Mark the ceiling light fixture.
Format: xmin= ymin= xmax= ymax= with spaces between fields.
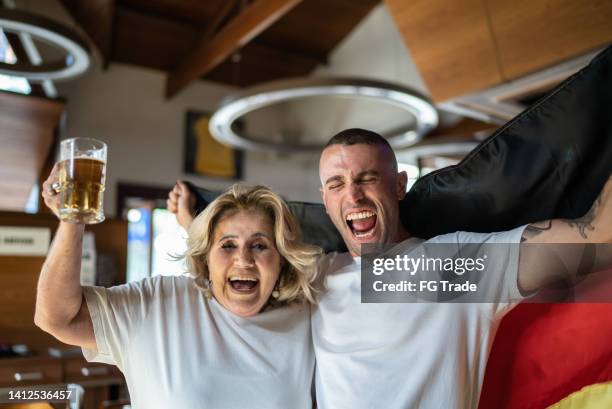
xmin=0 ymin=8 xmax=90 ymax=81
xmin=209 ymin=77 xmax=439 ymax=153
xmin=395 ymin=139 xmax=479 ymax=166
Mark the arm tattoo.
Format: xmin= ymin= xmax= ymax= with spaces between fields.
xmin=564 ymin=195 xmax=601 ymax=239
xmin=521 ymin=220 xmax=552 ymax=242
xmin=521 ymin=175 xmax=609 ymax=242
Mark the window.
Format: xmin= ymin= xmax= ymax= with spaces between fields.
xmin=151 ymin=208 xmax=187 ymax=277
xmin=119 ymin=184 xmax=188 ymax=283
xmin=126 ymin=206 xmax=151 ymax=283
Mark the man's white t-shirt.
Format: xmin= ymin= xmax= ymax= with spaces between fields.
xmin=311 ymin=226 xmax=527 ymax=409
xmin=82 ymin=275 xmax=314 ymax=409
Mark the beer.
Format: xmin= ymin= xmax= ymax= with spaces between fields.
xmin=58 ymin=157 xmax=106 ymax=224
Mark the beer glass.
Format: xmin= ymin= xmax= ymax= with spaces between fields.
xmin=57 ymin=138 xmax=107 ymax=224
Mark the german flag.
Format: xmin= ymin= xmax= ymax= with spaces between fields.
xmin=479 ymin=270 xmax=612 ymax=409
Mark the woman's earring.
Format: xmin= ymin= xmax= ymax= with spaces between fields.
xmin=272 ymin=280 xmax=280 ymax=299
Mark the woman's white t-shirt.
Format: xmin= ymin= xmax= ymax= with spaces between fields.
xmin=82 ymin=275 xmax=314 ymax=409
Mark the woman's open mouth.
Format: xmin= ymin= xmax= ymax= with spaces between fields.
xmin=228 ymin=276 xmax=259 ymax=293
xmin=346 ymin=210 xmax=377 ymax=239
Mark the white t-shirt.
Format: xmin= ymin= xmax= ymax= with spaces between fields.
xmin=82 ymin=275 xmax=314 ymax=409
xmin=311 ymin=226 xmax=527 ymax=409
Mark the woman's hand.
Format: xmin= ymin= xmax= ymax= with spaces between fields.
xmin=41 ymin=163 xmax=61 ymax=218
xmin=167 ymin=181 xmax=196 ymax=230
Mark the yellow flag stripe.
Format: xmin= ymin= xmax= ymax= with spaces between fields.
xmin=546 ymin=381 xmax=612 ymax=409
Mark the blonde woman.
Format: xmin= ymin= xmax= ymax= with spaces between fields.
xmin=36 ymin=170 xmax=321 ymax=409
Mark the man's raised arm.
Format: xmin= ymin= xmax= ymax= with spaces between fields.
xmin=518 ymin=175 xmax=612 ymax=293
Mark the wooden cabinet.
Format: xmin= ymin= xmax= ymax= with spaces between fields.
xmin=0 ymin=356 xmax=126 ymax=408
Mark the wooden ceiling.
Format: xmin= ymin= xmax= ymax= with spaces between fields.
xmin=60 ymin=0 xmax=379 ymax=97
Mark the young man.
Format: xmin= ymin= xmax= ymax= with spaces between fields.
xmin=169 ymin=128 xmax=611 ymax=408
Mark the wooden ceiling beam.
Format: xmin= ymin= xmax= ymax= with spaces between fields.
xmin=198 ymin=0 xmax=240 ymax=43
xmin=60 ymin=0 xmax=116 ymax=68
xmin=165 ymin=0 xmax=302 ymax=99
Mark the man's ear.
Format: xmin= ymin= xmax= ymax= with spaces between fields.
xmin=397 ymin=171 xmax=408 ymax=199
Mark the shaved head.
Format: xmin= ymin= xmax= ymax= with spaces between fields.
xmin=323 ymin=128 xmax=398 ymax=173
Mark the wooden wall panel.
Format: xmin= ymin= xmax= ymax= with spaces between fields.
xmin=487 ymin=0 xmax=612 ymax=79
xmin=0 ymin=212 xmax=127 ymax=351
xmin=385 ymin=0 xmax=502 ymax=102
xmin=0 ymin=92 xmax=64 ymax=212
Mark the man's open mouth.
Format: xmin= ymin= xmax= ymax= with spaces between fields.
xmin=346 ymin=210 xmax=377 ymax=239
xmin=228 ymin=276 xmax=259 ymax=293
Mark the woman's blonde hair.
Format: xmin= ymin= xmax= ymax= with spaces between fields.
xmin=184 ymin=184 xmax=321 ymax=307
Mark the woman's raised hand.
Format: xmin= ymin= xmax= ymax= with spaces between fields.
xmin=167 ymin=181 xmax=196 ymax=230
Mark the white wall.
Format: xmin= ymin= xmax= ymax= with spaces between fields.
xmin=315 ymin=4 xmax=427 ymax=92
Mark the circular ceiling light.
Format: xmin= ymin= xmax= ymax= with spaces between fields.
xmin=0 ymin=8 xmax=91 ymax=81
xmin=395 ymin=138 xmax=480 ymax=166
xmin=209 ymin=77 xmax=439 ymax=153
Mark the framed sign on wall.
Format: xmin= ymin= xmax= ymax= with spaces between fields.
xmin=184 ymin=110 xmax=243 ymax=180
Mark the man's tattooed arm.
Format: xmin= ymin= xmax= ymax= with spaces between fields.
xmin=566 ymin=195 xmax=601 ymax=239
xmin=521 ymin=220 xmax=552 ymax=242
xmin=521 ymin=175 xmax=611 ymax=244
xmin=517 ymin=176 xmax=612 ymax=293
